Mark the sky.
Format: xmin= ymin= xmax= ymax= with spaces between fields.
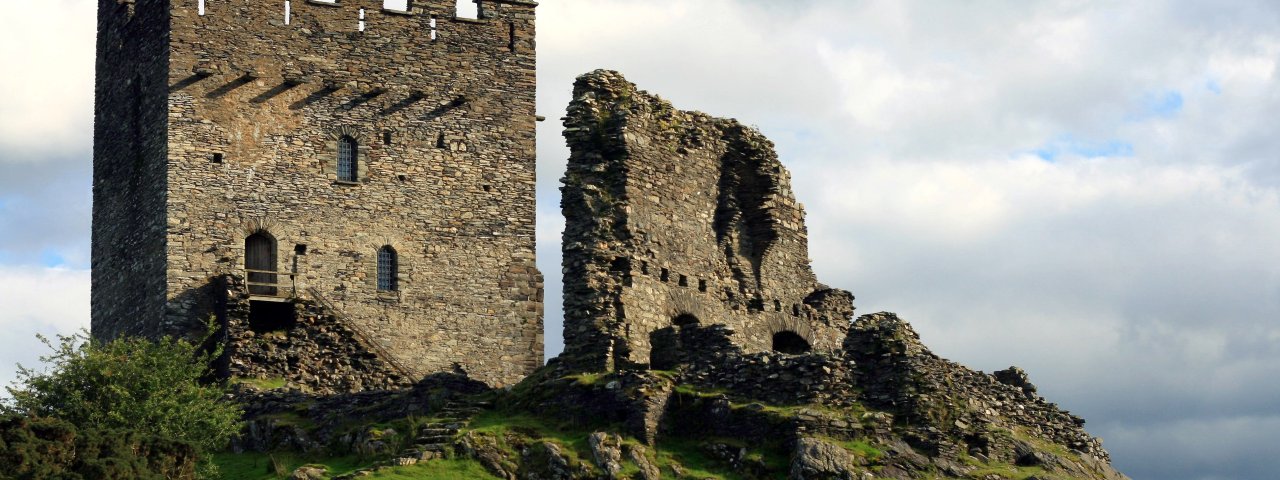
xmin=1 ymin=1 xmax=1278 ymax=478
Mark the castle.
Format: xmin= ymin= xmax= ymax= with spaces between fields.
xmin=91 ymin=0 xmax=543 ymax=387
xmin=91 ymin=0 xmax=852 ymax=389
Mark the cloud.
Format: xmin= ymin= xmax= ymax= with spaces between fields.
xmin=0 ymin=266 xmax=90 ymax=393
xmin=0 ymin=1 xmax=96 ymax=162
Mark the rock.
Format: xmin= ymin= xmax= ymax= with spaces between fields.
xmin=624 ymin=443 xmax=661 ymax=480
xmin=520 ymin=441 xmax=574 ymax=480
xmin=288 ymin=465 xmax=327 ymax=480
xmin=588 ymin=432 xmax=624 ymax=478
xmin=790 ymin=437 xmax=858 ymax=480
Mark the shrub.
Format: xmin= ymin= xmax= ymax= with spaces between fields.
xmin=1 ymin=329 xmax=242 ymax=453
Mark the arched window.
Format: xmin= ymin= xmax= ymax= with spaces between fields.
xmin=772 ymin=331 xmax=811 ymax=355
xmin=377 ymin=245 xmax=397 ymax=291
xmin=337 ymin=135 xmax=358 ymax=182
xmin=245 ymin=232 xmax=278 ymax=296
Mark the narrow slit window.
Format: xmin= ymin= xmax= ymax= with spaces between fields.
xmin=198 ymin=0 xmax=206 ymax=16
xmin=377 ymin=246 xmax=398 ymax=291
xmin=358 ymin=8 xmax=366 ymax=32
xmin=429 ymin=16 xmax=438 ymax=41
xmin=508 ymin=22 xmax=516 ymax=52
xmin=337 ymin=135 xmax=358 ymax=182
xmin=383 ymin=131 xmax=393 ymax=145
xmin=284 ymin=1 xmax=291 ymax=25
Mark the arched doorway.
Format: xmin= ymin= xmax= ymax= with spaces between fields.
xmin=772 ymin=331 xmax=811 ymax=355
xmin=245 ymin=232 xmax=278 ymax=296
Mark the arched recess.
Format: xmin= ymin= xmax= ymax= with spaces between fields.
xmin=772 ymin=330 xmax=811 ymax=355
xmin=245 ymin=231 xmax=278 ymax=296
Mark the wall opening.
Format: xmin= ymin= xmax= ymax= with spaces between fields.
xmin=660 ymin=268 xmax=669 ymax=282
xmin=198 ymin=0 xmax=206 ymax=16
xmin=358 ymin=8 xmax=366 ymax=32
xmin=648 ymin=327 xmax=681 ymax=371
xmin=383 ymin=130 xmax=393 ymax=145
xmin=673 ymin=313 xmax=699 ymax=326
xmin=248 ymin=300 xmax=296 ymax=333
xmin=384 ymin=0 xmax=410 ymax=11
xmin=772 ymin=331 xmax=811 ymax=355
xmin=455 ymin=0 xmax=478 ymax=19
xmin=337 ymin=135 xmax=358 ymax=182
xmin=429 ymin=16 xmax=438 ymax=41
xmin=284 ymin=1 xmax=291 ymax=25
xmin=212 ymin=153 xmax=223 ymax=163
xmin=245 ymin=231 xmax=279 ymax=296
xmin=377 ymin=245 xmax=398 ymax=291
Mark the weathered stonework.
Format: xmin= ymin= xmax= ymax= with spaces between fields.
xmin=560 ymin=70 xmax=854 ymax=371
xmin=92 ymin=0 xmax=543 ymax=387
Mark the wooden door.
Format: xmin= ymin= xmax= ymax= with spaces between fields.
xmin=245 ymin=233 xmax=278 ymax=296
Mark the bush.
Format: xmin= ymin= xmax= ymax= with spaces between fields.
xmin=1 ymin=330 xmax=242 ymax=453
xmin=0 ymin=414 xmax=198 ymax=479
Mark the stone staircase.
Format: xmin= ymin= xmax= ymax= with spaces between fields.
xmin=402 ymin=399 xmax=487 ymax=461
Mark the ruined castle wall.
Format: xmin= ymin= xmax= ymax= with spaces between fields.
xmin=91 ymin=0 xmax=174 ymax=339
xmin=94 ymin=0 xmax=543 ymax=387
xmin=561 ymin=71 xmax=852 ymax=370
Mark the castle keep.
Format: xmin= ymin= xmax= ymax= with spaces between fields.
xmin=91 ymin=0 xmax=543 ymax=387
xmin=559 ymin=71 xmax=856 ymax=371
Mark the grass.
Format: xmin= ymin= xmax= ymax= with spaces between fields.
xmin=964 ymin=464 xmax=1051 ymax=480
xmin=210 ymin=452 xmax=364 ymax=479
xmin=360 ymin=458 xmax=501 ymax=479
xmin=824 ymin=437 xmax=884 ymax=461
xmin=211 ymin=452 xmax=501 ymax=480
xmin=232 ymin=376 xmax=288 ymax=390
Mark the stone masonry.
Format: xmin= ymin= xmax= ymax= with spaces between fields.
xmin=92 ymin=0 xmax=543 ymax=387
xmin=560 ymin=70 xmax=856 ymax=371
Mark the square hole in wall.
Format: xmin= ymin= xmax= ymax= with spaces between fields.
xmin=212 ymin=153 xmax=224 ymax=163
xmin=294 ymin=244 xmax=307 ymax=255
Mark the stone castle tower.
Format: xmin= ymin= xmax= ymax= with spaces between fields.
xmin=91 ymin=0 xmax=543 ymax=387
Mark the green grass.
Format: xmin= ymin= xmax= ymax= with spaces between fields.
xmin=211 ymin=452 xmax=500 ymax=480
xmin=964 ymin=464 xmax=1051 ymax=480
xmin=232 ymin=376 xmax=288 ymax=391
xmin=361 ymin=458 xmax=501 ymax=479
xmin=824 ymin=437 xmax=884 ymax=461
xmin=210 ymin=452 xmax=364 ymax=479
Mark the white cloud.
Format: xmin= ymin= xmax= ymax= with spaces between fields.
xmin=0 ymin=1 xmax=96 ymax=162
xmin=0 ymin=267 xmax=90 ymax=392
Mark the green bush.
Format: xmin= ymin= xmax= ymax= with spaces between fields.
xmin=1 ymin=330 xmax=243 ymax=453
xmin=0 ymin=414 xmax=198 ymax=479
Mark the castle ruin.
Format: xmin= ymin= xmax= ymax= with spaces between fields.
xmin=91 ymin=0 xmax=543 ymax=387
xmin=559 ymin=71 xmax=856 ymax=372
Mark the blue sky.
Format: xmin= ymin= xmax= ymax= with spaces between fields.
xmin=3 ymin=1 xmax=1280 ymax=479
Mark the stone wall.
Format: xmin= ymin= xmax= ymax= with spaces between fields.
xmin=92 ymin=0 xmax=543 ymax=387
xmin=91 ymin=0 xmax=173 ymax=339
xmin=560 ymin=70 xmax=854 ymax=371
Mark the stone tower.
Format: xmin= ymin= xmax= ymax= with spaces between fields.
xmin=91 ymin=0 xmax=542 ymax=387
